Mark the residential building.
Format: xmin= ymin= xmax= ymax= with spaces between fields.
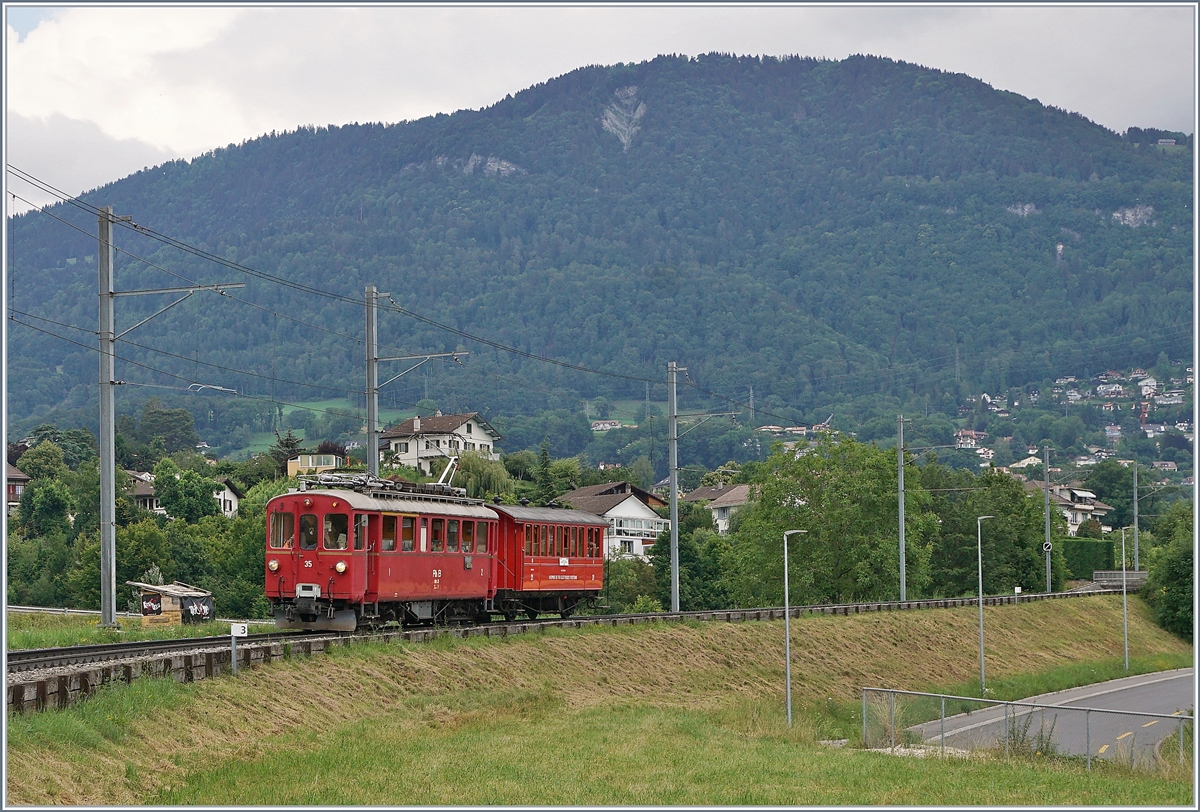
xmin=379 ymin=412 xmax=501 ymax=475
xmin=1096 ymin=383 xmax=1125 ymax=398
xmin=1152 ymin=461 xmax=1179 ymax=472
xmin=706 ymin=484 xmax=752 ymax=534
xmin=214 ymin=478 xmax=245 ymax=518
xmin=286 ymin=454 xmax=345 ymax=477
xmin=559 ymin=481 xmax=668 ymax=560
xmin=1104 ymin=425 xmax=1122 ymax=443
xmin=954 ymin=429 xmax=987 ymax=449
xmin=681 ymin=484 xmax=739 ymax=503
xmin=127 ymin=470 xmax=165 ymax=515
xmin=590 ymin=420 xmax=622 ymax=432
xmin=1024 ymin=481 xmax=1114 ymax=536
xmin=1009 ymin=455 xmax=1042 ymax=469
xmin=7 ymin=463 xmax=30 ymax=515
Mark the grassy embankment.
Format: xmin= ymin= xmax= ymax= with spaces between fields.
xmin=6 ymin=594 xmax=1192 ymax=805
xmin=6 ymin=612 xmax=275 ymax=651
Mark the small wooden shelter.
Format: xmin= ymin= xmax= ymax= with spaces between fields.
xmin=126 ymin=580 xmax=214 ymax=627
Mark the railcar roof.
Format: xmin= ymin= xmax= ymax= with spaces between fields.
xmin=489 ymin=503 xmax=607 ymax=525
xmin=273 ymin=489 xmax=497 ymax=520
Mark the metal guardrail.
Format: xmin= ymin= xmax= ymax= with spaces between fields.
xmin=863 ymin=686 xmax=1193 ymax=770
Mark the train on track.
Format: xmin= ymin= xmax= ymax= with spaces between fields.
xmin=265 ymin=471 xmax=609 ymax=631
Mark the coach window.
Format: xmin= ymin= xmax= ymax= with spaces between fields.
xmin=479 ymin=523 xmax=489 ymax=554
xmin=462 ymin=521 xmax=475 ymax=554
xmin=570 ymin=526 xmax=578 ymax=558
xmin=524 ymin=524 xmax=532 ymax=556
xmin=431 ymin=519 xmax=445 ymax=552
xmin=541 ymin=524 xmax=549 ymax=556
xmin=382 ymin=516 xmax=397 ymax=552
xmin=270 ymin=512 xmax=294 ymax=549
xmin=299 ymin=514 xmax=318 ymax=550
xmin=324 ymin=514 xmax=349 ymax=550
xmin=447 ymin=520 xmax=460 ymax=552
xmin=354 ymin=514 xmax=367 ymax=551
xmin=401 ymin=517 xmax=415 ymax=552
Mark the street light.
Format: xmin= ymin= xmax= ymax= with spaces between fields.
xmin=1121 ymin=526 xmax=1130 ymax=670
xmin=783 ymin=529 xmax=807 ymax=726
xmin=976 ymin=515 xmax=995 ymax=695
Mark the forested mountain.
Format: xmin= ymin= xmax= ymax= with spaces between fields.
xmin=7 ymin=53 xmax=1193 ymax=438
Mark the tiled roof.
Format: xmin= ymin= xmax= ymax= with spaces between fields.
xmin=7 ymin=462 xmax=30 ymax=482
xmin=682 ymin=484 xmax=738 ymax=502
xmin=379 ymin=412 xmax=501 ymax=441
xmin=707 ymin=484 xmax=752 ymax=509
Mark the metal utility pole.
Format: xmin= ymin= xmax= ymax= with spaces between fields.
xmin=97 ymin=207 xmax=244 ymax=627
xmin=897 ymin=414 xmax=906 ymax=601
xmin=668 ymin=361 xmax=682 ymax=613
xmin=367 ymin=292 xmax=468 ymax=475
xmin=976 ymin=515 xmax=995 ymax=693
xmin=1044 ymin=445 xmax=1052 ymax=592
xmin=1132 ymin=463 xmax=1139 ymax=571
xmin=365 ymin=286 xmax=380 ymax=475
xmin=98 ymin=207 xmax=123 ymax=628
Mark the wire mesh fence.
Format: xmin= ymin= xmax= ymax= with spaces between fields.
xmin=862 ymin=687 xmax=1193 ymax=772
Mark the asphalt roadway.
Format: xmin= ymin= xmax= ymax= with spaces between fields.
xmin=908 ymin=668 xmax=1194 ymax=764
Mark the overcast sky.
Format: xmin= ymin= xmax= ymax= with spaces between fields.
xmin=4 ymin=4 xmax=1197 ymax=213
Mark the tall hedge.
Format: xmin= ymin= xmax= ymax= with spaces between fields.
xmin=1062 ymin=538 xmax=1114 ymax=580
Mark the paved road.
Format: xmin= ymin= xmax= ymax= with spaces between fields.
xmin=909 ymin=669 xmax=1193 ymax=763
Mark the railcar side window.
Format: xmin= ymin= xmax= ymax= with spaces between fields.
xmin=524 ymin=525 xmax=532 ymax=555
xmin=382 ymin=516 xmax=397 ymax=552
xmin=556 ymin=526 xmax=564 ymax=557
xmin=541 ymin=525 xmax=548 ymax=556
xmin=462 ymin=521 xmax=475 ymax=554
xmin=431 ymin=519 xmax=444 ymax=552
xmin=401 ymin=517 xmax=414 ymax=552
xmin=570 ymin=526 xmax=578 ymax=558
xmin=270 ymin=512 xmax=294 ymax=549
xmin=479 ymin=523 xmax=489 ymax=554
xmin=300 ymin=514 xmax=318 ymax=550
xmin=355 ymin=514 xmax=367 ymax=551
xmin=447 ymin=520 xmax=460 ymax=552
xmin=324 ymin=514 xmax=349 ymax=550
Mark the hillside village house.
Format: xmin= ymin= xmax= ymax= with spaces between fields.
xmin=559 ymin=481 xmax=667 ymax=560
xmin=286 ymin=453 xmax=344 ymax=477
xmin=7 ymin=463 xmax=30 ymax=515
xmin=379 ymin=412 xmax=501 ymax=475
xmin=125 ymin=470 xmax=244 ymax=519
xmin=706 ymin=484 xmax=752 ymax=534
xmin=1025 ymin=481 xmax=1114 ymax=536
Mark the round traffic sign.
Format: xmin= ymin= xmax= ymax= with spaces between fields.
xmin=1042 ymin=541 xmax=1053 ymax=553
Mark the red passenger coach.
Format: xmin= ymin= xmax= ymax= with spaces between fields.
xmin=266 ymin=474 xmax=497 ymax=630
xmin=490 ymin=503 xmax=607 ymax=620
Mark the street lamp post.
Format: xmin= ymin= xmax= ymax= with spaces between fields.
xmin=1121 ymin=526 xmax=1130 ymax=670
xmin=783 ymin=529 xmax=807 ymax=726
xmin=976 ymin=515 xmax=995 ymax=694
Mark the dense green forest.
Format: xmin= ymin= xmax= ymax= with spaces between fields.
xmin=7 ymin=53 xmax=1193 ymax=451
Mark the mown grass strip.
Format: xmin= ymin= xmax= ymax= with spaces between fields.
xmin=6 ymin=611 xmax=274 ymax=650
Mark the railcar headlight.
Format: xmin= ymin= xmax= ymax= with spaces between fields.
xmin=268 ymin=559 xmax=280 ymax=572
xmin=335 ymin=560 xmax=347 ymax=573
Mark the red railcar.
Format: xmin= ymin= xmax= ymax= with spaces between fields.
xmin=265 ymin=474 xmax=607 ymax=630
xmin=489 ymin=503 xmax=606 ymax=620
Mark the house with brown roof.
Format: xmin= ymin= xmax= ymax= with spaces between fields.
xmin=681 ymin=484 xmax=739 ymax=503
xmin=379 ymin=412 xmax=501 ymax=475
xmin=706 ymin=484 xmax=752 ymax=534
xmin=1024 ymin=481 xmax=1114 ymax=536
xmin=559 ymin=481 xmax=667 ymax=560
xmin=7 ymin=463 xmax=30 ymax=515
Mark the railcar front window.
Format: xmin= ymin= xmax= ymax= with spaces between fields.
xmin=270 ymin=512 xmax=294 ymax=549
xmin=431 ymin=519 xmax=444 ymax=552
xmin=300 ymin=514 xmax=318 ymax=550
xmin=355 ymin=514 xmax=367 ymax=551
xmin=324 ymin=514 xmax=349 ymax=550
xmin=462 ymin=521 xmax=474 ymax=554
xmin=382 ymin=516 xmax=397 ymax=552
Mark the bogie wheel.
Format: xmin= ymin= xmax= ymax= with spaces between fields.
xmin=525 ymin=609 xmax=539 ymax=620
xmin=502 ymin=611 xmax=517 ymax=622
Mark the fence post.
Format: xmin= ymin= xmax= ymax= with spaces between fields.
xmin=890 ymin=691 xmax=896 ymax=752
xmin=940 ymin=696 xmax=945 ymax=756
xmin=1086 ymin=709 xmax=1091 ymax=770
xmin=862 ymin=690 xmax=867 ymax=747
xmin=1004 ymin=703 xmax=1009 ymax=760
xmin=1179 ymin=717 xmax=1184 ymax=764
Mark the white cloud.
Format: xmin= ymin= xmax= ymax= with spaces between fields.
xmin=4 ymin=5 xmax=1195 ymax=213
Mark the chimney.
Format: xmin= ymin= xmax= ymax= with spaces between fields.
xmin=413 ymin=415 xmax=421 ymax=431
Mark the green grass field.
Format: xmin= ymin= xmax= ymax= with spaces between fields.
xmin=6 ymin=595 xmax=1192 ymax=805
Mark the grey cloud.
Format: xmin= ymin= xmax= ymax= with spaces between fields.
xmin=7 ymin=113 xmax=179 ymax=212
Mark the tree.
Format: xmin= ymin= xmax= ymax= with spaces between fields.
xmin=629 ymin=455 xmax=656 ymax=490
xmin=17 ymin=478 xmax=74 ymax=538
xmin=16 ymin=440 xmax=68 ymax=481
xmin=268 ymin=429 xmax=304 ymax=475
xmin=139 ymin=400 xmax=202 ymax=452
xmin=726 ymin=437 xmax=937 ymax=607
xmin=1145 ymin=513 xmax=1192 ymax=638
xmin=415 ymin=399 xmax=440 ymax=416
xmin=449 ymin=452 xmax=512 ymax=499
xmin=533 ymin=441 xmax=557 ymax=505
xmin=153 ymin=458 xmax=220 ymax=523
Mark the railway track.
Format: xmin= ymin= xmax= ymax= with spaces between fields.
xmin=5 ymin=631 xmax=345 ymax=674
xmin=7 ymin=588 xmax=1119 ymax=676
